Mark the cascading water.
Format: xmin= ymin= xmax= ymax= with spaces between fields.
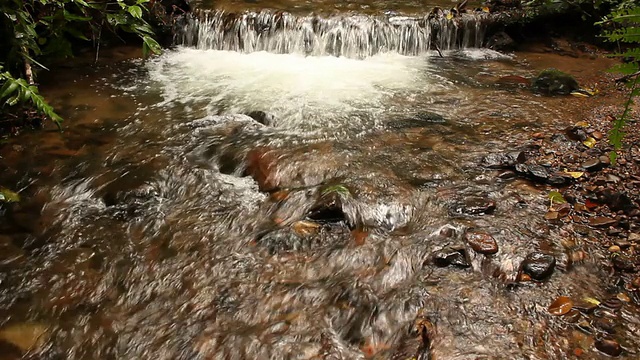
xmin=2 ymin=2 xmax=639 ymax=360
xmin=176 ymin=9 xmax=491 ymax=58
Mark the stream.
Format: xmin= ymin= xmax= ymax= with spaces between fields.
xmin=1 ymin=1 xmax=639 ymax=359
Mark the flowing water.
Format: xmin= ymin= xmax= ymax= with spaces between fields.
xmin=1 ymin=2 xmax=639 ymax=360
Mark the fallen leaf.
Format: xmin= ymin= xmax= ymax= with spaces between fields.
xmin=482 ymin=6 xmax=490 ymax=12
xmin=571 ymin=91 xmax=590 ymax=98
xmin=544 ymin=211 xmax=559 ymax=220
xmin=583 ymin=297 xmax=601 ymax=306
xmin=0 ymin=188 xmax=20 ymax=203
xmin=574 ymin=121 xmax=590 ymax=128
xmin=583 ymin=137 xmax=597 ymax=148
xmin=446 ymin=12 xmax=453 ymax=19
xmin=563 ymin=169 xmax=584 ymax=179
xmin=549 ymin=191 xmax=567 ymax=204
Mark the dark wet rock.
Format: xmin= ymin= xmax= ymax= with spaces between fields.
xmin=595 ymin=338 xmax=622 ymax=357
xmin=452 ymin=197 xmax=496 ymax=215
xmin=433 ymin=247 xmax=470 ymax=268
xmin=597 ymin=189 xmax=636 ymax=213
xmin=481 ymin=151 xmax=525 ymax=169
xmin=308 ymin=192 xmax=347 ymax=224
xmin=246 ymin=110 xmax=276 ymax=126
xmin=600 ymin=297 xmax=624 ymax=311
xmin=565 ymin=126 xmax=589 ymax=142
xmin=582 ymin=158 xmax=604 ymax=172
xmin=497 ymin=170 xmax=516 ymax=179
xmin=464 ymin=231 xmax=499 ymax=255
xmin=573 ymin=299 xmax=598 ymax=314
xmin=514 ymin=163 xmax=570 ymax=185
xmin=532 ymin=68 xmax=579 ymax=95
xmin=592 ymin=317 xmax=617 ymax=334
xmin=589 ymin=216 xmax=617 ymax=228
xmin=521 ymin=252 xmax=556 ymax=280
xmin=612 ymin=255 xmax=636 ymax=272
xmin=486 ymin=31 xmax=515 ymax=51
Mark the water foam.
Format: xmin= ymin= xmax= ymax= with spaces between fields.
xmin=145 ymin=47 xmax=449 ymax=130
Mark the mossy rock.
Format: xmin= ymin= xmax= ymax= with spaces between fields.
xmin=532 ymin=68 xmax=579 ymax=95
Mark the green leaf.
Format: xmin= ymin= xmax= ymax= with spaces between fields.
xmin=142 ymin=35 xmax=162 ymax=55
xmin=0 ymin=188 xmax=21 ymax=203
xmin=0 ymin=80 xmax=20 ymax=99
xmin=549 ymin=191 xmax=566 ymax=205
xmin=63 ymin=10 xmax=92 ymax=22
xmin=321 ymin=184 xmax=351 ymax=198
xmin=128 ymin=5 xmax=143 ymax=19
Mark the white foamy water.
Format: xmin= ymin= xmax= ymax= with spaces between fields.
xmin=144 ymin=47 xmax=452 ymax=130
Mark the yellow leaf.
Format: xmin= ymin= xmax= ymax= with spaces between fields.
xmin=570 ymin=91 xmax=589 ymax=98
xmin=574 ymin=121 xmax=589 ymax=128
xmin=583 ymin=297 xmax=600 ymax=306
xmin=482 ymin=6 xmax=490 ymax=13
xmin=446 ymin=13 xmax=453 ymax=20
xmin=563 ymin=169 xmax=584 ymax=179
xmin=583 ymin=137 xmax=597 ymax=148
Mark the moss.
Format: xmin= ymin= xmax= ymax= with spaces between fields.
xmin=532 ymin=68 xmax=579 ymax=95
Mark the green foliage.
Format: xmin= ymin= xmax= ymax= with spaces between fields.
xmin=0 ymin=65 xmax=63 ymax=129
xmin=321 ymin=184 xmax=351 ymax=199
xmin=597 ymin=6 xmax=640 ymax=164
xmin=0 ymin=0 xmax=163 ymax=129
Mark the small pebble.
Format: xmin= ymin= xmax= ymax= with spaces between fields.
xmin=609 ymin=245 xmax=621 ymax=253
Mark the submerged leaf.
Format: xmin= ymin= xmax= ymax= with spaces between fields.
xmin=548 ymin=296 xmax=574 ymax=316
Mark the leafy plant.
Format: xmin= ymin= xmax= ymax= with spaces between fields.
xmin=0 ymin=0 xmax=164 ymax=129
xmin=1 ymin=65 xmax=62 ymax=129
xmin=597 ymin=5 xmax=640 ymax=164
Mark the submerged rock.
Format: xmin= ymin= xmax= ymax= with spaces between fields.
xmin=464 ymin=231 xmax=499 ymax=254
xmin=481 ymin=151 xmax=526 ymax=169
xmin=521 ymin=252 xmax=556 ymax=280
xmin=433 ymin=247 xmax=470 ymax=268
xmin=0 ymin=323 xmax=49 ymax=352
xmin=246 ymin=110 xmax=277 ymax=126
xmin=486 ymin=31 xmax=516 ymax=51
xmin=532 ymin=68 xmax=579 ymax=95
xmin=595 ymin=338 xmax=622 ymax=357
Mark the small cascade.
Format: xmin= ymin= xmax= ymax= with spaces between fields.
xmin=175 ymin=9 xmax=493 ymax=58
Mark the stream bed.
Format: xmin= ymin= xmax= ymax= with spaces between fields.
xmin=1 ymin=2 xmax=639 ymax=359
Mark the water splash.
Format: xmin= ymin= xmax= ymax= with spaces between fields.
xmin=176 ymin=9 xmax=491 ymax=58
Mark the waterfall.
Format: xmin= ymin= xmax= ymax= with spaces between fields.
xmin=175 ymin=9 xmax=492 ymax=58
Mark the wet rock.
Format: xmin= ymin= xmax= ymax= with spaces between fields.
xmin=582 ymin=158 xmax=603 ymax=172
xmin=465 ymin=231 xmax=499 ymax=254
xmin=481 ymin=151 xmax=525 ymax=169
xmin=246 ymin=110 xmax=276 ymax=126
xmin=597 ymin=190 xmax=636 ymax=213
xmin=573 ymin=299 xmax=598 ymax=314
xmin=629 ymin=233 xmax=640 ymax=242
xmin=589 ymin=216 xmax=617 ymax=228
xmin=595 ymin=338 xmax=622 ymax=357
xmin=453 ymin=197 xmax=496 ymax=215
xmin=495 ymin=75 xmax=531 ymax=88
xmin=532 ymin=68 xmax=579 ymax=95
xmin=548 ymin=296 xmax=573 ymax=316
xmin=308 ymin=192 xmax=347 ymax=224
xmin=612 ymin=255 xmax=636 ymax=272
xmin=565 ymin=126 xmax=589 ymax=142
xmin=521 ymin=252 xmax=556 ymax=280
xmin=486 ymin=31 xmax=515 ymax=51
xmin=433 ymin=247 xmax=470 ymax=268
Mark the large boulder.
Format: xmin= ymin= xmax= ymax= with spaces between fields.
xmin=532 ymin=68 xmax=579 ymax=95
